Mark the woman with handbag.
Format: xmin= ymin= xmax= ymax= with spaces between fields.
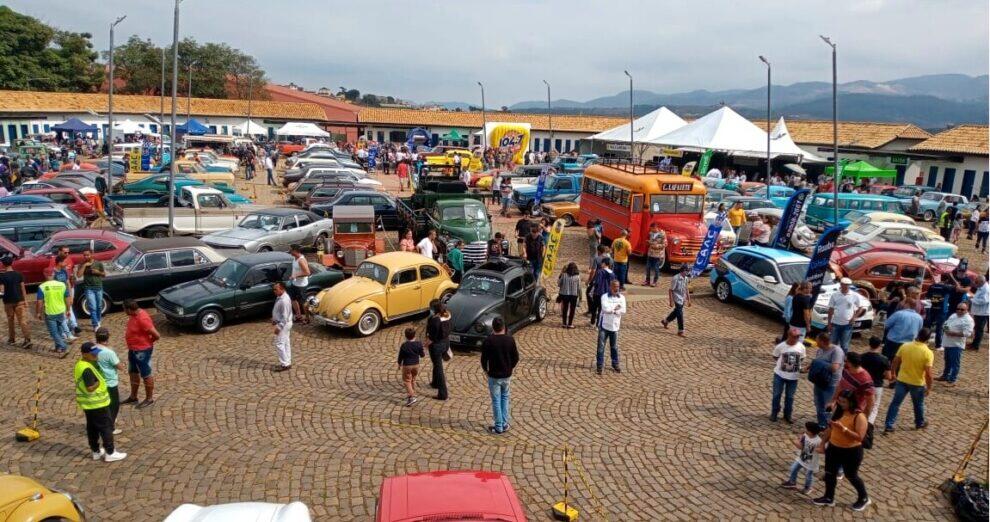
xmin=426 ymin=299 xmax=451 ymax=401
xmin=558 ymin=262 xmax=582 ymax=329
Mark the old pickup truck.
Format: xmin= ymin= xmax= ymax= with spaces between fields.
xmin=115 ymin=185 xmax=259 ymax=238
xmin=396 ymin=174 xmax=491 ymax=268
xmin=113 ymin=174 xmax=250 ymax=204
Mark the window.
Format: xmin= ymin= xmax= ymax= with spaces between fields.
xmin=506 ymin=276 xmax=524 ymax=295
xmin=419 ymin=265 xmax=440 ymax=280
xmin=370 ymin=196 xmax=392 ymax=207
xmin=52 ymin=239 xmax=91 ymax=254
xmin=392 ymin=269 xmax=418 ymax=285
xmin=169 ymin=249 xmax=198 ymax=267
xmin=348 ymin=196 xmax=371 ymax=206
xmin=728 ymin=253 xmax=756 ymax=272
xmin=282 ymin=218 xmax=298 ymax=230
xmin=296 ymin=214 xmax=313 ymax=227
xmin=94 ymin=240 xmax=116 ymax=253
xmin=778 ymin=263 xmax=810 ymax=285
xmin=523 ymin=271 xmax=535 ymax=288
xmin=143 ymin=252 xmax=168 ymax=271
xmin=564 ymin=140 xmax=572 ymax=152
xmin=650 ymin=195 xmax=702 ymax=214
xmin=900 ymin=265 xmax=923 ymax=280
xmin=198 ymin=194 xmax=224 ymax=208
xmin=747 ymin=259 xmax=777 ymax=279
xmin=867 ymin=264 xmax=898 ymax=277
xmin=49 ymin=193 xmax=74 ymax=204
xmin=844 ymin=257 xmax=866 ymax=271
xmin=813 ymin=196 xmax=828 ymax=206
xmin=554 ymin=178 xmax=573 ymax=190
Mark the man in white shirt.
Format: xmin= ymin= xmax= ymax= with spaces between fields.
xmin=417 ymin=229 xmax=437 ymax=260
xmin=938 ymin=302 xmax=974 ymax=385
xmin=827 ymin=277 xmax=866 ymax=352
xmin=596 ymin=279 xmax=626 ymax=375
xmin=452 ymin=153 xmax=462 ymax=175
xmin=264 ymin=155 xmax=275 ymax=186
xmin=970 ymin=276 xmax=988 ymax=350
xmin=271 ymin=282 xmax=293 ymax=371
xmin=705 ymin=167 xmax=722 ymax=179
xmin=771 ymin=327 xmax=806 ymax=422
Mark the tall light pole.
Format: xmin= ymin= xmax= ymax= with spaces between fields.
xmin=186 ymin=59 xmax=198 ymax=124
xmin=820 ymin=35 xmax=838 ymax=226
xmin=159 ymin=47 xmax=166 ymax=159
xmin=169 ymin=0 xmax=182 ymax=236
xmin=246 ymin=73 xmax=254 ymax=137
xmin=624 ymin=70 xmax=634 ymax=163
xmin=477 ymin=81 xmax=487 ymax=150
xmin=759 ymin=55 xmax=771 ymax=184
xmin=107 ymin=14 xmax=126 ymax=190
xmin=542 ymin=79 xmax=553 ymax=152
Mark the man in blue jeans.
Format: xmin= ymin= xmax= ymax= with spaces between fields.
xmin=35 ymin=269 xmax=71 ymax=357
xmin=480 ymin=317 xmax=519 ymax=435
xmin=806 ymin=332 xmax=844 ymax=428
xmin=76 ymin=248 xmax=106 ymax=331
xmin=770 ymin=327 xmax=805 ymax=423
xmin=884 ymin=328 xmax=934 ymax=433
xmin=826 ymin=278 xmax=865 ymax=352
xmin=596 ymin=279 xmax=626 ymax=374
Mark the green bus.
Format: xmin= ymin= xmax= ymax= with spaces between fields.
xmin=804 ymin=193 xmax=907 ymax=230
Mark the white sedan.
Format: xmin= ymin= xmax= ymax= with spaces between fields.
xmin=842 ymin=221 xmax=957 ymax=260
xmin=165 ymin=501 xmax=311 ymax=522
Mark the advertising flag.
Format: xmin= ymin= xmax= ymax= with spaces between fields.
xmin=541 ymin=219 xmax=566 ymax=278
xmin=488 ymin=123 xmax=530 ymax=166
xmin=690 ymin=212 xmax=726 ymax=277
xmin=770 ymin=189 xmax=810 ymax=250
xmin=805 ymin=223 xmax=847 ymax=297
xmin=696 ymin=149 xmax=714 ymax=177
xmin=533 ymin=164 xmax=550 ymax=210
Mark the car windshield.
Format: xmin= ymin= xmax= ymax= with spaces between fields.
xmin=460 ymin=274 xmax=505 ymax=297
xmin=650 ymin=195 xmax=704 ymax=214
xmin=841 ymin=243 xmax=871 ymax=257
xmin=335 ymin=222 xmax=373 ymax=234
xmin=112 ymin=246 xmax=142 ymax=271
xmin=778 ymin=262 xmax=836 ymax=285
xmin=442 ymin=204 xmax=487 ymax=222
xmin=239 ymin=214 xmax=282 ymax=231
xmin=208 ymin=260 xmax=248 ymax=287
xmin=893 ymin=187 xmax=917 ymax=198
xmin=354 ymin=262 xmax=388 ymax=285
xmin=921 ymin=193 xmax=941 ymax=201
xmin=850 ymin=223 xmax=878 ymax=236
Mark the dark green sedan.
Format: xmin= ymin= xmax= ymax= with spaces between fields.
xmin=154 ymin=251 xmax=344 ymax=333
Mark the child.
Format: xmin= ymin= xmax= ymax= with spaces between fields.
xmin=951 ymin=214 xmax=964 ymax=243
xmin=397 ymin=327 xmax=425 ymax=407
xmin=781 ymin=422 xmax=824 ymax=494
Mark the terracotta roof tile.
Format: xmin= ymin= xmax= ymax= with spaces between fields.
xmin=358 ymin=107 xmax=627 ymax=133
xmin=753 ymin=119 xmax=932 ymax=149
xmin=909 ymin=124 xmax=989 ymax=156
xmin=0 ymin=90 xmax=326 ymax=121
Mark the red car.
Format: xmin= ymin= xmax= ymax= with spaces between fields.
xmin=20 ymin=188 xmax=97 ymax=220
xmin=0 ymin=229 xmax=136 ymax=285
xmin=376 ymin=471 xmax=527 ymax=522
xmin=830 ymin=240 xmax=925 ymax=272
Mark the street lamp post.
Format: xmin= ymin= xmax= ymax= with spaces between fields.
xmin=820 ymin=35 xmax=839 ymax=226
xmin=169 ymin=0 xmax=182 ymax=236
xmin=477 ymin=82 xmax=487 ymax=150
xmin=543 ymin=80 xmax=553 ymax=151
xmin=159 ymin=47 xmax=166 ymax=159
xmin=759 ymin=55 xmax=771 ymax=184
xmin=186 ymin=60 xmax=198 ymax=124
xmin=107 ymin=14 xmax=126 ymax=190
xmin=246 ymin=74 xmax=254 ymax=137
xmin=624 ymin=70 xmax=634 ymax=163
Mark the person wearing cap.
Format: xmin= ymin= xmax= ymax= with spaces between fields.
xmin=35 ymin=268 xmax=71 ymax=357
xmin=662 ymin=264 xmax=691 ymax=336
xmin=93 ymin=327 xmax=125 ymax=432
xmin=946 ymin=260 xmax=973 ymax=313
xmin=76 ymin=342 xmax=127 ymax=462
xmin=827 ymin=278 xmax=866 ymax=353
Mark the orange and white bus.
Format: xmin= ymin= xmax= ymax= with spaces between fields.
xmin=578 ymin=162 xmax=728 ymax=266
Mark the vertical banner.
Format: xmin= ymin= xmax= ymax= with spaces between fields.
xmin=533 ymin=164 xmax=550 ymax=210
xmin=128 ymin=148 xmax=141 ymax=172
xmin=691 ymin=212 xmax=726 ymax=277
xmin=696 ymin=149 xmax=714 ymax=178
xmin=367 ymin=146 xmax=378 ymax=170
xmin=805 ymin=223 xmax=847 ymax=298
xmin=770 ymin=188 xmax=810 ymax=250
xmin=541 ymin=219 xmax=566 ymax=278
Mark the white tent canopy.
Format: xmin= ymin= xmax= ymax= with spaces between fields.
xmin=649 ymin=106 xmax=768 ymax=153
xmin=769 ymin=117 xmax=828 ymax=163
xmin=590 ymin=107 xmax=686 ymax=143
xmin=275 ymin=122 xmax=330 ymax=138
xmin=236 ymin=119 xmax=268 ymax=136
xmin=112 ymin=119 xmax=145 ymax=134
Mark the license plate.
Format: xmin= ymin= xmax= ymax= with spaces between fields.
xmin=450 ymin=335 xmax=461 ymax=342
xmin=853 ymin=321 xmax=862 ymax=328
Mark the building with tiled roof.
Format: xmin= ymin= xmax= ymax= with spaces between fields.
xmin=904 ymin=124 xmax=989 ymax=198
xmin=265 ymin=84 xmax=361 ymax=141
xmin=909 ymin=124 xmax=989 ymax=156
xmin=753 ymin=119 xmax=931 ymax=150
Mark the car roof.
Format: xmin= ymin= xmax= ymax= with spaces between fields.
xmin=729 ymin=245 xmax=809 ymax=263
xmin=0 ymin=218 xmax=74 ymax=227
xmin=254 ymin=207 xmax=308 ymax=217
xmin=365 ymin=251 xmax=441 ymax=269
xmin=332 ymin=205 xmax=374 ymax=220
xmin=814 ymin=193 xmax=901 ymax=201
xmin=727 ymin=196 xmax=771 ymax=202
xmin=50 ymin=229 xmax=134 ymax=241
xmin=854 ymin=251 xmax=927 ymax=266
xmin=229 ymin=251 xmax=294 ymax=266
xmin=131 ymin=236 xmax=208 ymax=252
xmin=379 ymin=471 xmax=522 ymax=520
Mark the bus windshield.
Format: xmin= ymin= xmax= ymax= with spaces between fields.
xmin=649 ymin=195 xmax=704 ymax=214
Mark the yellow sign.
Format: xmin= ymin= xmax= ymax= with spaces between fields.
xmin=488 ymin=123 xmax=530 ymax=165
xmin=680 ymin=160 xmax=696 ymax=177
xmin=661 ymin=148 xmax=683 ymax=158
xmin=128 ymin=148 xmax=141 ymax=172
xmin=541 ymin=219 xmax=566 ymax=278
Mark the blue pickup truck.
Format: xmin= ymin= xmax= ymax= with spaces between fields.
xmin=510 ymin=173 xmax=582 ymax=214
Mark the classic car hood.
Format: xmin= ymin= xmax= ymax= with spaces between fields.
xmin=440 ymin=220 xmax=491 ymax=243
xmin=313 ymin=276 xmax=384 ymax=317
xmin=202 ymin=227 xmax=270 ymax=243
xmin=448 ymin=292 xmax=500 ymax=332
xmin=159 ymin=278 xmax=225 ymax=304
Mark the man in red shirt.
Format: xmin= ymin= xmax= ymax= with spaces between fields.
xmin=121 ymin=299 xmax=160 ymax=409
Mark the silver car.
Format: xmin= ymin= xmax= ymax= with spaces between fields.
xmin=201 ymin=208 xmax=332 ymax=253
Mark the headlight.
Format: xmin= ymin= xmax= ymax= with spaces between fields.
xmin=472 ymin=321 xmax=489 ymax=334
xmin=175 ymin=307 xmax=183 ymax=316
xmin=671 ymin=238 xmax=681 ymax=245
xmin=305 ymin=295 xmax=319 ymax=308
xmin=341 ymin=308 xmax=351 ymax=319
xmin=336 ymin=250 xmax=344 ymax=257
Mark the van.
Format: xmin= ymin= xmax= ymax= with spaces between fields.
xmin=804 ymin=193 xmax=906 ymax=230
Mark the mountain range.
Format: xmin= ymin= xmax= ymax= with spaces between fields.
xmin=424 ymin=74 xmax=988 ymax=129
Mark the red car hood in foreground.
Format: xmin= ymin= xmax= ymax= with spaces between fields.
xmin=377 ymin=471 xmax=527 ymax=522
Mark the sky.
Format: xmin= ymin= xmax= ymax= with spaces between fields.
xmin=7 ymin=0 xmax=988 ymax=107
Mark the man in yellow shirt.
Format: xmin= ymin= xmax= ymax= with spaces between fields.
xmin=883 ymin=327 xmax=934 ymax=433
xmin=611 ymin=229 xmax=632 ymax=290
xmin=727 ymin=202 xmax=746 ymax=233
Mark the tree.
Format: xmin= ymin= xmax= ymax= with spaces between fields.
xmin=0 ymin=6 xmax=103 ymax=91
xmin=110 ymin=36 xmax=163 ymax=95
xmin=344 ymin=89 xmax=360 ymax=101
xmin=360 ymin=94 xmax=381 ymax=106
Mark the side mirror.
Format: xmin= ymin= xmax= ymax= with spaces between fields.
xmin=763 ymin=275 xmax=778 ymax=284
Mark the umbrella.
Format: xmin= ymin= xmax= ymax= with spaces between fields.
xmin=177 ymin=119 xmax=209 ymax=135
xmin=783 ymin=163 xmax=806 ymax=175
xmin=52 ymin=118 xmax=98 ymax=134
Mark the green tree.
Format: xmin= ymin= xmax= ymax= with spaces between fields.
xmin=0 ymin=6 xmax=103 ymax=91
xmin=110 ymin=36 xmax=164 ymax=94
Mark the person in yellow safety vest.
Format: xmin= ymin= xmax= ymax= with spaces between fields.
xmin=35 ymin=268 xmax=71 ymax=357
xmin=76 ymin=342 xmax=127 ymax=462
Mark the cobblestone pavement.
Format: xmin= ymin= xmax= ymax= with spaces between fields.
xmin=0 ymin=168 xmax=986 ymax=520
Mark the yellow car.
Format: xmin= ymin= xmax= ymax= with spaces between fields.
xmin=423 ymin=149 xmax=484 ymax=173
xmin=0 ymin=474 xmax=85 ymax=521
xmin=309 ymin=251 xmax=458 ymax=336
xmin=540 ymin=198 xmax=581 ymax=226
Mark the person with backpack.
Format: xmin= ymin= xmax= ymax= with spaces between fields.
xmin=812 ymin=391 xmax=871 ymax=511
xmin=805 ymin=332 xmax=844 ymax=429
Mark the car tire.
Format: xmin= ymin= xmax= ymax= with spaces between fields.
xmin=715 ymin=278 xmax=733 ymax=303
xmin=354 ymin=309 xmax=381 ymax=337
xmin=78 ymin=292 xmax=111 ymax=318
xmin=561 ymin=214 xmax=575 ymax=227
xmin=535 ymin=293 xmax=548 ymax=321
xmin=196 ymin=309 xmax=224 ymax=334
xmin=258 ymin=246 xmax=273 ymax=252
xmin=314 ymin=232 xmax=328 ymax=251
xmin=143 ymin=226 xmax=169 ymax=239
xmin=439 ymin=289 xmax=455 ymax=304
xmin=923 ymin=210 xmax=935 ymax=222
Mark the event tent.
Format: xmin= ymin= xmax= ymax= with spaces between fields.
xmin=236 ymin=119 xmax=268 ymax=136
xmin=112 ymin=119 xmax=145 ymax=134
xmin=177 ymin=119 xmax=209 ymax=135
xmin=824 ymin=160 xmax=896 ymax=179
xmin=52 ymin=118 xmax=97 ymax=134
xmin=769 ymin=117 xmax=827 ymax=163
xmin=590 ymin=106 xmax=686 ymax=143
xmin=649 ymin=106 xmax=768 ymax=153
xmin=276 ymin=122 xmax=330 ymax=138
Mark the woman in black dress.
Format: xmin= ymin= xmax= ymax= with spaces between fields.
xmin=426 ymin=299 xmax=451 ymax=400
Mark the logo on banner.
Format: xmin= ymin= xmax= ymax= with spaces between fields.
xmin=541 ymin=219 xmax=566 ymax=278
xmin=771 ymin=189 xmax=810 ymax=250
xmin=691 ymin=212 xmax=726 ymax=277
xmin=805 ymin=223 xmax=846 ymax=297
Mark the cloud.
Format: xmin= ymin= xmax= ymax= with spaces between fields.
xmin=6 ymin=0 xmax=987 ymax=106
